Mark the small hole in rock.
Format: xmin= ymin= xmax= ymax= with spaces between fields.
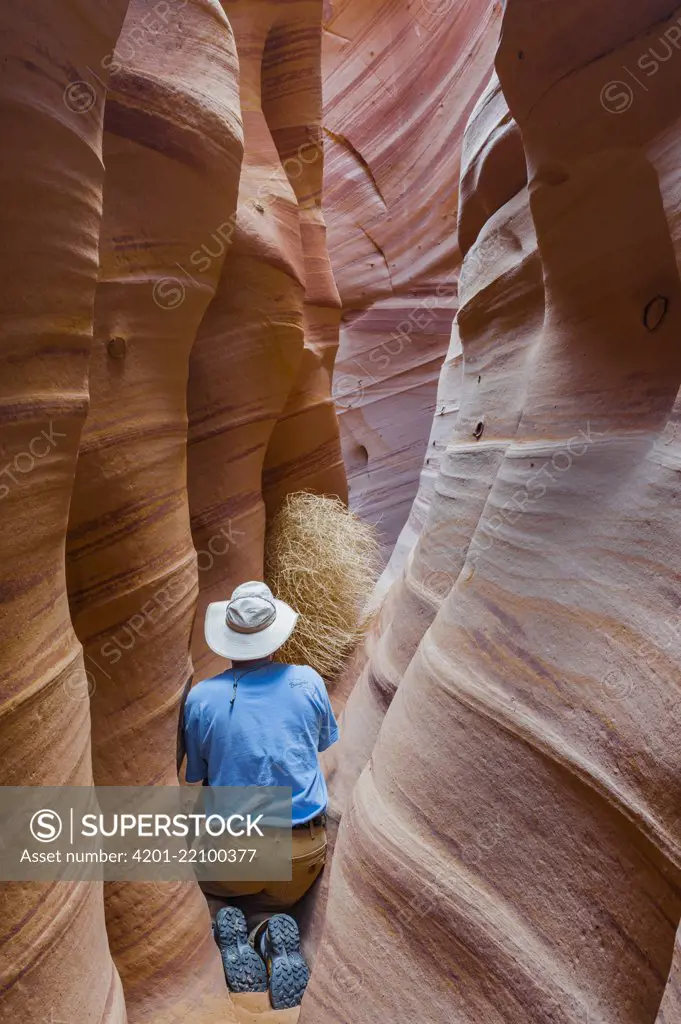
xmin=473 ymin=421 xmax=484 ymax=440
xmin=107 ymin=336 xmax=127 ymax=359
xmin=643 ymin=295 xmax=668 ymax=331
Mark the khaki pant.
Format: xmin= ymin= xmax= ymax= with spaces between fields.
xmin=201 ymin=821 xmax=327 ymax=910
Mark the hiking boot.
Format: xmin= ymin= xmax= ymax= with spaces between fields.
xmin=258 ymin=914 xmax=310 ymax=1010
xmin=213 ymin=906 xmax=268 ymax=993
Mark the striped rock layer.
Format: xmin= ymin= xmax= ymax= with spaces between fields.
xmin=300 ymin=67 xmax=540 ymax=969
xmin=2 ymin=1 xmax=345 ymax=1019
xmin=187 ymin=0 xmax=346 ymax=681
xmin=4 ymin=0 xmax=681 ymax=1022
xmin=65 ymin=1 xmax=243 ymax=1021
xmin=302 ymin=2 xmax=681 ymax=1022
xmin=0 ymin=3 xmax=130 ymax=1023
xmin=322 ymin=0 xmax=503 ymax=556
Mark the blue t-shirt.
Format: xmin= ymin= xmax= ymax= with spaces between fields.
xmin=183 ymin=662 xmax=339 ymax=825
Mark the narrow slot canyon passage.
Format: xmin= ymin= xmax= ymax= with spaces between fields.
xmin=0 ymin=2 xmax=680 ymax=1023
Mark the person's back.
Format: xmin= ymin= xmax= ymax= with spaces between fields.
xmin=184 ymin=659 xmax=338 ymax=824
xmin=183 ymin=581 xmax=339 ymax=1008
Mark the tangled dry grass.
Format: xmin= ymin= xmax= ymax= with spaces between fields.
xmin=265 ymin=492 xmax=381 ymax=679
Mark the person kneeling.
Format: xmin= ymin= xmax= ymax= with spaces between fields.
xmin=182 ymin=581 xmax=339 ymax=1007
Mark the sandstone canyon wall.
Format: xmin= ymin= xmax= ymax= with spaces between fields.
xmin=303 ymin=2 xmax=681 ymax=1022
xmin=319 ymin=69 xmax=537 ymax=825
xmin=299 ymin=66 xmax=542 ymax=961
xmin=3 ymin=1 xmax=681 ymax=1023
xmin=0 ymin=4 xmax=130 ymax=1023
xmin=2 ymin=0 xmax=346 ymax=1019
xmin=65 ymin=2 xmax=243 ymax=1021
xmin=323 ymin=0 xmax=504 ymax=556
xmin=187 ymin=0 xmax=346 ymax=681
xmin=656 ymin=924 xmax=681 ymax=1022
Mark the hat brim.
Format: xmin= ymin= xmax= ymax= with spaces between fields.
xmin=204 ymin=599 xmax=298 ymax=661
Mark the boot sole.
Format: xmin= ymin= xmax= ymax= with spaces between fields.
xmin=266 ymin=914 xmax=310 ymax=1010
xmin=214 ymin=906 xmax=268 ymax=993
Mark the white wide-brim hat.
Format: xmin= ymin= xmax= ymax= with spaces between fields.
xmin=204 ymin=580 xmax=298 ymax=661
